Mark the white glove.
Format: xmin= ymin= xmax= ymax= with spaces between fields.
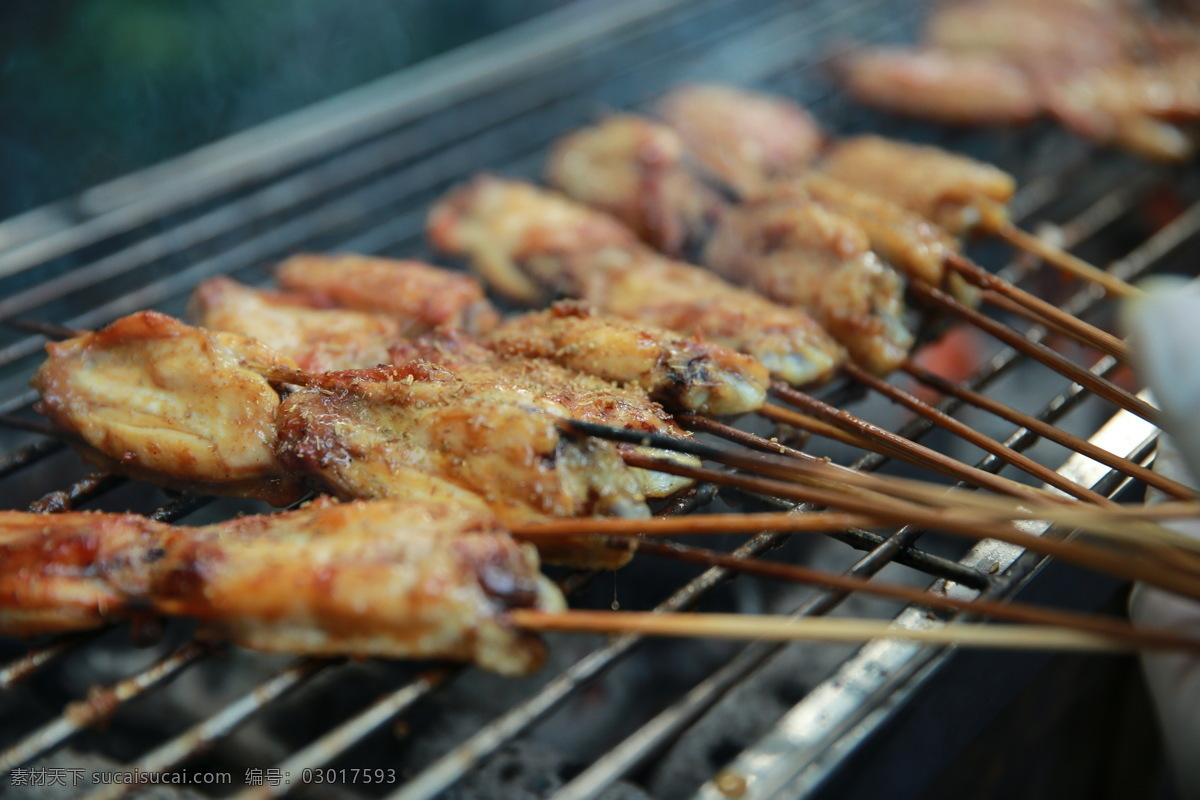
xmin=1124 ymin=278 xmax=1200 ymax=797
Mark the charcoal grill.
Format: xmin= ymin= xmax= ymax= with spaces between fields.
xmin=1 ymin=0 xmax=1197 ymax=797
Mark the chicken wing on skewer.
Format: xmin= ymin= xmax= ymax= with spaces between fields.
xmin=274 ymin=361 xmax=652 ymax=567
xmin=388 ymin=329 xmax=701 ymax=501
xmin=704 ymin=199 xmax=913 ymax=375
xmin=838 ymin=48 xmax=1042 ymax=127
xmin=31 ymin=311 xmax=304 ymax=505
xmin=656 ymin=84 xmax=824 ymax=198
xmin=428 ymin=173 xmax=642 ymax=306
xmin=189 ymin=276 xmax=402 ymax=372
xmin=428 ymin=176 xmax=843 ymax=386
xmin=820 ymin=135 xmax=1017 ymax=237
xmin=274 ymin=253 xmax=501 ymax=335
xmin=0 ymin=498 xmax=564 ymax=675
xmin=755 ymin=176 xmax=980 ymax=308
xmin=1040 ymin=54 xmax=1200 ymax=162
xmin=926 ymin=0 xmax=1134 ymax=69
xmin=485 ymin=302 xmax=768 ymax=416
xmin=545 ymin=115 xmax=725 ymax=257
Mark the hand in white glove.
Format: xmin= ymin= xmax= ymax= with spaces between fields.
xmin=1124 ymin=278 xmax=1200 ymax=797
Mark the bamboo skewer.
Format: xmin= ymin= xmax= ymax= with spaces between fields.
xmin=4 ymin=319 xmax=81 ymax=339
xmin=511 ymin=512 xmax=883 ymax=539
xmin=944 ymin=254 xmax=1133 ymax=363
xmin=992 ymin=219 xmax=1142 ymax=299
xmin=510 ymin=610 xmax=1167 ymax=654
xmin=842 ymin=363 xmax=1113 ymax=506
xmin=679 ymin=415 xmax=1200 ymax=554
xmin=630 ymin=539 xmax=1200 ymax=653
xmin=619 ymin=452 xmax=1200 ymax=599
xmin=902 ymin=362 xmax=1196 ymax=500
xmin=560 ymin=417 xmax=1196 ymax=553
xmin=910 ymin=283 xmax=1160 ymax=425
xmin=765 ymin=389 xmax=1063 ymax=504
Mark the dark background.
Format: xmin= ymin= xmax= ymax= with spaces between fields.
xmin=0 ymin=0 xmax=570 ymax=221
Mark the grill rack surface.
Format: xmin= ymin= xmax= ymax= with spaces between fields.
xmin=0 ymin=0 xmax=1197 ymax=798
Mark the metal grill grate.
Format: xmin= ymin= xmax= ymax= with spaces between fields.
xmin=1 ymin=0 xmax=1197 ymax=798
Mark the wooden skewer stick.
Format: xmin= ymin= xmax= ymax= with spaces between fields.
xmin=619 ymin=452 xmax=1200 ymax=599
xmin=992 ymin=219 xmax=1142 ymax=299
xmin=632 ymin=539 xmax=1200 ymax=653
xmin=902 ymin=362 xmax=1196 ymax=500
xmin=765 ymin=388 xmax=1064 ymax=504
xmin=843 ymin=363 xmax=1113 ymax=507
xmin=516 ymin=494 xmax=1200 ymax=559
xmin=510 ymin=610 xmax=1165 ymax=654
xmin=512 ymin=512 xmax=882 ymax=539
xmin=944 ymin=253 xmax=1133 ymax=363
xmin=5 ymin=319 xmax=82 ymax=340
xmin=680 ymin=414 xmax=1200 ymax=551
xmin=910 ymin=283 xmax=1160 ymax=426
xmin=558 ymin=418 xmax=1197 ymax=553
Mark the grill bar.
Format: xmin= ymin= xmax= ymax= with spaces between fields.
xmin=234 ymin=670 xmax=452 ymax=800
xmin=80 ymin=659 xmax=333 ymax=800
xmin=0 ymin=642 xmax=211 ymax=772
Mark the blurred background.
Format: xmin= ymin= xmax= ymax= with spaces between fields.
xmin=0 ymin=0 xmax=570 ymax=220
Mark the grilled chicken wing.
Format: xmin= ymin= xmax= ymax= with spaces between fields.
xmin=274 ymin=361 xmax=650 ymax=567
xmin=926 ymin=0 xmax=1133 ymax=69
xmin=189 ymin=276 xmax=402 ymax=372
xmin=761 ymin=175 xmax=967 ymax=294
xmin=275 ymin=253 xmax=500 ymax=335
xmin=704 ymin=200 xmax=912 ymax=375
xmin=545 ymin=114 xmax=724 ymax=256
xmin=820 ymin=136 xmax=1016 ymax=236
xmin=486 ymin=302 xmax=768 ymax=415
xmin=0 ymin=498 xmax=564 ymax=675
xmin=429 ymin=177 xmax=842 ymax=386
xmin=1040 ymin=55 xmax=1200 ymax=162
xmin=656 ymin=84 xmax=824 ymax=198
xmin=428 ymin=174 xmax=642 ymax=306
xmin=389 ymin=329 xmax=700 ymax=500
xmin=838 ymin=48 xmax=1041 ymax=127
xmin=31 ymin=311 xmax=303 ymax=505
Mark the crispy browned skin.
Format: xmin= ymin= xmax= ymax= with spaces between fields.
xmin=275 ymin=253 xmax=500 ymax=335
xmin=704 ymin=200 xmax=913 ymax=375
xmin=391 ymin=329 xmax=699 ymax=499
xmin=428 ymin=174 xmax=642 ymax=306
xmin=0 ymin=499 xmax=564 ymax=675
xmin=839 ymin=48 xmax=1041 ymax=127
xmin=820 ymin=136 xmax=1016 ymax=236
xmin=657 ymin=84 xmax=823 ymax=198
xmin=189 ymin=276 xmax=402 ymax=372
xmin=545 ymin=114 xmax=724 ymax=256
xmin=428 ymin=177 xmax=843 ymax=386
xmin=274 ymin=361 xmax=651 ymax=567
xmin=486 ymin=302 xmax=768 ymax=415
xmin=31 ymin=312 xmax=303 ymax=505
xmin=762 ymin=175 xmax=960 ymax=291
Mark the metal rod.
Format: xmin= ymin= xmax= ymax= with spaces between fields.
xmin=80 ymin=659 xmax=334 ymax=800
xmin=0 ymin=642 xmax=211 ymax=774
xmin=233 ymin=669 xmax=453 ymax=800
